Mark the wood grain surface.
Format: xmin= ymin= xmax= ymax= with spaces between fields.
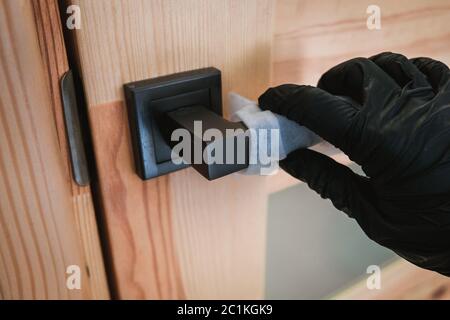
xmin=3 ymin=0 xmax=449 ymax=300
xmin=31 ymin=0 xmax=109 ymax=299
xmin=0 ymin=0 xmax=102 ymax=299
xmin=69 ymin=0 xmax=274 ymax=299
xmin=273 ymin=0 xmax=450 ymax=86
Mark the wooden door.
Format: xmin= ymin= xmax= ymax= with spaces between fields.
xmin=67 ymin=0 xmax=275 ymax=299
xmin=66 ymin=0 xmax=450 ymax=299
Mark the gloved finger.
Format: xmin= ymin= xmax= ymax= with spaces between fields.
xmin=280 ymin=148 xmax=372 ymax=220
xmin=410 ymin=57 xmax=450 ymax=92
xmin=317 ymin=57 xmax=400 ymax=107
xmin=369 ymin=52 xmax=430 ymax=89
xmin=258 ymin=84 xmax=358 ymax=153
xmin=280 ymin=148 xmax=401 ymax=245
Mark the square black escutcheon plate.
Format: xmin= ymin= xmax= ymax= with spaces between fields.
xmin=124 ymin=67 xmax=222 ymax=180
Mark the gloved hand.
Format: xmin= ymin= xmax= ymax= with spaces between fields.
xmin=259 ymin=52 xmax=450 ymax=276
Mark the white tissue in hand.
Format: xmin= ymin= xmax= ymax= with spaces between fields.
xmin=228 ymin=92 xmax=321 ymax=175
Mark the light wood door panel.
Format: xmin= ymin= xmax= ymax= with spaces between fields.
xmin=273 ymin=0 xmax=450 ymax=86
xmin=3 ymin=0 xmax=449 ymax=300
xmin=2 ymin=0 xmax=449 ymax=300
xmin=69 ymin=0 xmax=274 ymax=299
xmin=31 ymin=0 xmax=109 ymax=299
xmin=0 ymin=0 xmax=108 ymax=299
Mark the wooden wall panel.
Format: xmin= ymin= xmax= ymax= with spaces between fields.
xmin=0 ymin=0 xmax=106 ymax=299
xmin=31 ymin=0 xmax=109 ymax=299
xmin=273 ymin=0 xmax=450 ymax=86
xmin=69 ymin=0 xmax=274 ymax=299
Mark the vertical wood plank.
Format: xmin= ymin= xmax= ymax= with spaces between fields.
xmin=0 ymin=0 xmax=106 ymax=299
xmin=31 ymin=0 xmax=109 ymax=299
xmin=69 ymin=0 xmax=274 ymax=299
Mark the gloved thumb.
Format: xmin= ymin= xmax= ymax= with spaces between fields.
xmin=280 ymin=148 xmax=372 ymax=218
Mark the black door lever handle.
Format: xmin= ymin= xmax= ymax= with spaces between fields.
xmin=160 ymin=105 xmax=249 ymax=180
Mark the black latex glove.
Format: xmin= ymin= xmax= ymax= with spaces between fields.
xmin=259 ymin=52 xmax=450 ymax=276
